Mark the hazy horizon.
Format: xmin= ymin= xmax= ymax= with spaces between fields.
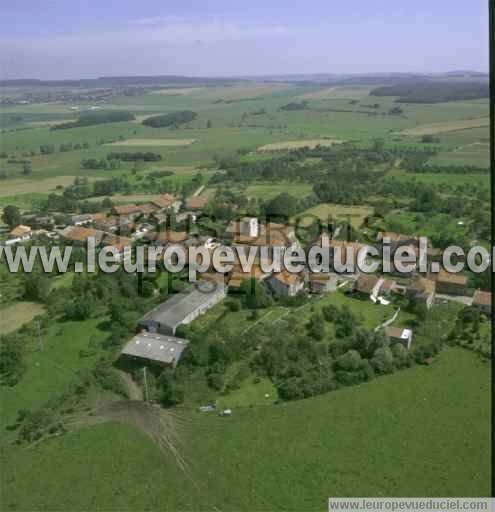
xmin=0 ymin=0 xmax=489 ymax=80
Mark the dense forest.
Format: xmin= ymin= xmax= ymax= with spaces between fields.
xmin=51 ymin=110 xmax=135 ymax=130
xmin=142 ymin=110 xmax=197 ymax=128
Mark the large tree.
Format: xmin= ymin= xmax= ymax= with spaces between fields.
xmin=2 ymin=205 xmax=21 ymax=228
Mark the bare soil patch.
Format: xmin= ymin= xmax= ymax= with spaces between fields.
xmin=0 ymin=302 xmax=45 ymax=335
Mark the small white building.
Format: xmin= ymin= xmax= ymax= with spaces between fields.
xmin=385 ymin=326 xmax=413 ymax=350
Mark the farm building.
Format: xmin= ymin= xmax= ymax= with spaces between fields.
xmin=405 ymin=276 xmax=436 ymax=308
xmin=138 ymin=282 xmax=227 ymax=335
xmin=150 ymin=193 xmax=175 ymax=210
xmin=472 ymin=290 xmax=492 ymax=316
xmin=226 ymin=217 xmax=259 ymax=241
xmin=432 ymin=270 xmax=468 ymax=296
xmin=308 ymin=236 xmax=369 ymax=274
xmin=101 ymin=234 xmax=134 ymax=260
xmin=119 ymin=331 xmax=189 ymax=368
xmin=268 ymin=271 xmax=304 ymax=297
xmin=71 ymin=214 xmax=93 ymax=226
xmin=376 ymin=231 xmax=419 ymax=250
xmin=228 ymin=263 xmax=270 ymax=290
xmin=112 ymin=203 xmax=154 ymax=219
xmin=6 ymin=225 xmax=32 ymax=245
xmin=61 ymin=225 xmax=105 ymax=245
xmin=385 ymin=326 xmax=413 ymax=350
xmin=353 ymin=274 xmax=395 ymax=304
xmin=92 ymin=215 xmax=118 ymax=233
xmin=308 ymin=271 xmax=337 ymax=294
xmin=151 ymin=230 xmax=190 ymax=246
xmin=185 ymin=194 xmax=209 ymax=211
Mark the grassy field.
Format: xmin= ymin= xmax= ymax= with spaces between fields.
xmin=295 ymin=203 xmax=374 ymax=228
xmin=0 ymin=176 xmax=95 ymax=197
xmin=0 ymin=80 xmax=491 ymax=509
xmin=0 ymin=85 xmax=489 ymax=216
xmin=399 ymin=116 xmax=490 ymax=136
xmin=0 ymin=316 xmax=109 ymax=428
xmin=244 ymin=182 xmax=314 ymax=200
xmin=1 ymin=348 xmax=490 ymax=510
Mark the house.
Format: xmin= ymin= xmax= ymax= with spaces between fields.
xmin=151 ymin=230 xmax=190 ymax=246
xmin=472 ymin=289 xmax=492 ymax=316
xmin=150 ymin=211 xmax=168 ymax=227
xmin=185 ymin=194 xmax=209 ymax=211
xmin=376 ymin=231 xmax=419 ymax=250
xmin=228 ymin=264 xmax=270 ymax=290
xmin=60 ymin=226 xmax=105 ymax=246
xmin=385 ymin=326 xmax=413 ymax=350
xmin=405 ymin=276 xmax=436 ymax=309
xmin=119 ymin=331 xmax=189 ymax=369
xmin=433 ymin=270 xmax=468 ymax=296
xmin=111 ymin=204 xmax=153 ymax=220
xmin=101 ymin=234 xmax=133 ymax=261
xmin=138 ymin=282 xmax=226 ymax=335
xmin=6 ymin=225 xmax=32 ymax=245
xmin=234 ymin=223 xmax=296 ymax=261
xmin=71 ymin=214 xmax=92 ymax=226
xmin=353 ymin=274 xmax=395 ymax=304
xmin=225 ymin=217 xmax=259 ymax=241
xmin=267 ymin=271 xmax=305 ymax=297
xmin=308 ymin=271 xmax=337 ymax=294
xmin=132 ymin=223 xmax=153 ymax=239
xmin=199 ymin=271 xmax=230 ymax=287
xmin=308 ymin=235 xmax=369 ymax=274
xmin=150 ymin=194 xmax=175 ymax=210
xmin=92 ymin=215 xmax=118 ymax=233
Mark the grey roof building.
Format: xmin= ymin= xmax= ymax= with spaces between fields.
xmin=138 ymin=281 xmax=226 ymax=335
xmin=120 ymin=331 xmax=189 ymax=368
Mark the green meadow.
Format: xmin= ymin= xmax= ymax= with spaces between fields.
xmin=1 ymin=348 xmax=490 ymax=511
xmin=0 ymin=83 xmax=489 ymax=211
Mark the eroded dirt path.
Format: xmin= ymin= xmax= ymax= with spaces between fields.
xmin=66 ymin=400 xmax=198 ymax=488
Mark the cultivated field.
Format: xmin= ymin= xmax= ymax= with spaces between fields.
xmin=0 ymin=176 xmax=85 ymax=197
xmin=203 ymin=83 xmax=291 ymax=100
xmin=297 ymin=86 xmax=374 ymax=100
xmin=105 ymin=138 xmax=197 ymax=146
xmin=399 ymin=116 xmax=490 ymax=136
xmin=148 ymin=87 xmax=204 ymax=96
xmin=257 ymin=138 xmax=343 ymax=152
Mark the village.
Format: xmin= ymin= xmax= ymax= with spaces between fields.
xmin=1 ymin=189 xmax=491 ymax=397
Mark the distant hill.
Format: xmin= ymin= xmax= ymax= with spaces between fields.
xmin=370 ymin=81 xmax=489 ymax=103
xmin=0 ymin=75 xmax=240 ymax=88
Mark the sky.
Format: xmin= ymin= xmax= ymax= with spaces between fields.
xmin=0 ymin=0 xmax=489 ymax=79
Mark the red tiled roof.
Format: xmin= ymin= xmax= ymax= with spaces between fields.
xmin=185 ymin=195 xmax=209 ymax=210
xmin=62 ymin=226 xmax=102 ymax=243
xmin=436 ymin=270 xmax=467 ymax=286
xmin=102 ymin=234 xmax=133 ymax=252
xmin=112 ymin=204 xmax=143 ymax=216
xmin=473 ymin=289 xmax=491 ymax=307
xmin=271 ymin=271 xmax=302 ymax=286
xmin=151 ymin=194 xmax=175 ymax=209
xmin=9 ymin=225 xmax=31 ymax=237
xmin=155 ymin=231 xmax=189 ymax=243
